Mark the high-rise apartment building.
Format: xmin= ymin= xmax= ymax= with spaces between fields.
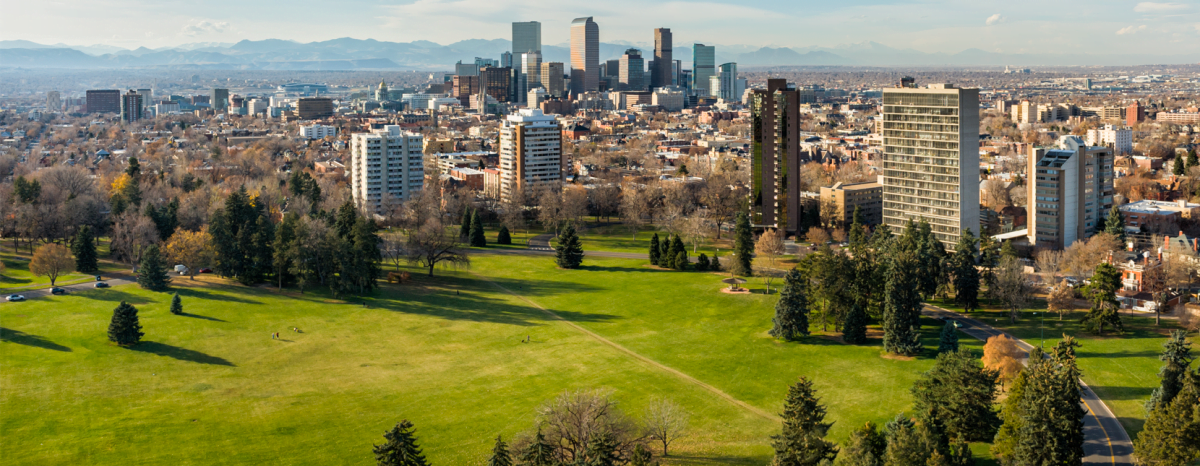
xmin=880 ymin=82 xmax=980 ymax=248
xmin=520 ymin=52 xmax=542 ymax=103
xmin=46 ymin=91 xmax=61 ymax=110
xmin=512 ymin=21 xmax=541 ymax=55
xmin=1127 ymin=100 xmax=1145 ymax=126
xmin=749 ymin=79 xmax=801 ymax=232
xmin=499 ymin=108 xmax=562 ymax=201
xmin=212 ymin=88 xmax=229 ymax=111
xmin=121 ymin=90 xmax=143 ymax=123
xmin=1086 ymin=124 xmax=1133 ymax=154
xmin=619 ymin=49 xmax=645 ymax=92
xmin=570 ymin=17 xmax=599 ymax=94
xmin=86 ymin=89 xmax=121 ymax=114
xmin=651 ymin=28 xmax=672 ymax=89
xmin=350 ymin=125 xmax=425 ymax=214
xmin=1027 ymin=136 xmax=1114 ymax=250
xmin=541 ymin=62 xmax=565 ymax=98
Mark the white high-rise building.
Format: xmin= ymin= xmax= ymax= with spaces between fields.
xmin=880 ymin=82 xmax=980 ymax=248
xmin=300 ymin=124 xmax=338 ymax=139
xmin=1086 ymin=124 xmax=1133 ymax=155
xmin=350 ymin=125 xmax=425 ymax=214
xmin=499 ymin=108 xmax=561 ymax=201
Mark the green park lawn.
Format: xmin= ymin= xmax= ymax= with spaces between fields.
xmin=547 ymin=223 xmax=729 ymax=257
xmin=3 ymin=253 xmax=999 ymax=465
xmin=1 ymin=246 xmax=124 ymax=293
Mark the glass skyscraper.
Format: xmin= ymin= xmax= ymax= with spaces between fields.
xmin=692 ymin=44 xmax=715 ymax=96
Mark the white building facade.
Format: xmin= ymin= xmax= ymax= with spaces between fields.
xmin=300 ymin=124 xmax=338 ymax=139
xmin=350 ymin=126 xmax=425 ymax=214
xmin=1086 ymin=124 xmax=1133 ymax=155
xmin=499 ymin=108 xmax=562 ymax=201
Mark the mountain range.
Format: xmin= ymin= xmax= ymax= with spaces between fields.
xmin=2 ymin=38 xmax=1197 ymax=70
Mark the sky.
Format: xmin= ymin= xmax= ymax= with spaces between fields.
xmin=2 ymin=0 xmax=1199 ymax=55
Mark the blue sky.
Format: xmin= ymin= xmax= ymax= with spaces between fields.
xmin=3 ymin=0 xmax=1198 ymax=54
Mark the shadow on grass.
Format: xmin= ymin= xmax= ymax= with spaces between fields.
xmin=129 ymin=341 xmax=235 ymax=366
xmin=577 ymin=265 xmax=659 ymax=273
xmin=658 ymin=454 xmax=769 ymax=465
xmin=370 ymin=274 xmax=617 ymax=327
xmin=173 ymin=287 xmax=261 ymax=304
xmin=179 ymin=312 xmax=226 ymax=322
xmin=0 ymin=327 xmax=72 ymax=352
xmin=78 ymin=289 xmax=154 ymax=305
xmin=1078 ymin=350 xmax=1159 ymax=359
xmin=1088 ymin=385 xmax=1155 ymax=401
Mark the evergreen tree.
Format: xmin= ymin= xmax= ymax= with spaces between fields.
xmin=842 ymin=303 xmax=869 ymax=345
xmin=555 ymin=225 xmax=584 ymax=269
xmin=107 ymin=301 xmax=144 ymax=346
xmin=912 ymin=348 xmax=1000 ymax=442
xmin=771 ymin=268 xmax=811 ymax=341
xmin=470 ymin=210 xmax=487 ymax=247
xmin=584 ymin=431 xmax=620 ymax=466
xmin=697 ymin=253 xmax=710 ymax=271
xmin=631 ymin=444 xmax=654 ymax=466
xmin=990 ymin=368 xmax=1029 ymax=463
xmin=137 ymin=244 xmax=171 ymax=291
xmin=884 ymin=414 xmax=929 ymax=466
xmin=373 ymin=420 xmax=429 ymax=466
xmin=1011 ymin=345 xmax=1086 ymax=465
xmin=170 ymin=293 xmax=182 ymax=315
xmin=487 ymin=435 xmax=512 ymax=466
xmin=937 ymin=321 xmax=960 ymax=353
xmin=770 ymin=376 xmax=839 ymax=465
xmin=950 ymin=229 xmax=980 ymax=312
xmin=72 ymin=225 xmax=98 ymax=273
xmin=1173 ymin=156 xmax=1186 ymax=176
xmin=1146 ymin=330 xmax=1195 ymax=412
xmin=884 ymin=252 xmax=923 ymax=356
xmin=1188 ymin=149 xmax=1199 ymax=170
xmin=659 ymin=235 xmax=671 ymax=265
xmin=732 ymin=212 xmax=754 ymax=276
xmin=460 ymin=209 xmax=472 ymax=239
xmin=839 ymin=421 xmax=885 ymax=466
xmin=649 ymin=234 xmax=661 ymax=265
xmin=346 ymin=218 xmax=383 ymax=294
xmin=674 ymin=251 xmax=689 ymax=271
xmin=272 ymin=212 xmax=299 ymax=290
xmin=848 ymin=206 xmax=868 ymax=248
xmin=209 ymin=186 xmax=273 ymax=285
xmin=497 ymin=225 xmax=512 ymax=245
xmin=1133 ymin=373 xmax=1200 ymax=465
xmin=999 ymin=240 xmax=1017 ymax=259
xmin=1104 ymin=204 xmax=1126 ymax=244
xmin=914 ymin=221 xmax=946 ymax=299
xmin=518 ymin=430 xmax=556 ymax=466
xmin=336 ymin=201 xmax=359 ymax=239
xmin=710 ymin=253 xmax=723 ymax=272
xmin=670 ymin=236 xmax=688 ymax=270
xmin=1082 ymin=262 xmax=1124 ymax=335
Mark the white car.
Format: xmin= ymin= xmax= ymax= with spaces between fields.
xmin=7 ymin=294 xmax=27 ymax=302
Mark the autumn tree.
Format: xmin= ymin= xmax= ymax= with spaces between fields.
xmin=164 ymin=228 xmax=216 ymax=280
xmin=1046 ymin=280 xmax=1076 ymax=320
xmin=982 ymin=334 xmax=1025 ymax=387
xmin=29 ymin=243 xmax=74 ymax=287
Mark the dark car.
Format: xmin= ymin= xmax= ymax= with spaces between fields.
xmin=198 ymin=268 xmax=213 ymax=274
xmin=94 ymin=282 xmax=110 ymax=288
xmin=50 ymin=287 xmax=66 ymax=295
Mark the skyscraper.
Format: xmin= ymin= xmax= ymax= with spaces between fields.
xmin=212 ymin=88 xmax=229 ymax=111
xmin=619 ymin=49 xmax=645 ymax=92
xmin=692 ymin=44 xmax=715 ymax=96
xmin=121 ymin=90 xmax=143 ymax=123
xmin=480 ymin=66 xmax=512 ymax=103
xmin=1026 ymin=136 xmax=1114 ymax=250
xmin=749 ymin=79 xmax=801 ymax=232
xmin=86 ymin=89 xmax=120 ymax=114
xmin=46 ymin=91 xmax=61 ymax=111
xmin=651 ymin=28 xmax=672 ymax=89
xmin=520 ymin=52 xmax=542 ymax=103
xmin=880 ymin=82 xmax=980 ymax=248
xmin=501 ymin=51 xmax=513 ymax=68
xmin=499 ymin=108 xmax=562 ymax=201
xmin=541 ymin=62 xmax=565 ymax=98
xmin=570 ymin=17 xmax=599 ymax=94
xmin=512 ymin=21 xmax=541 ymax=55
xmin=714 ymin=63 xmax=737 ymax=100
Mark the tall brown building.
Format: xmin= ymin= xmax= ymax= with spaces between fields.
xmin=1127 ymin=100 xmax=1145 ymax=126
xmin=86 ymin=89 xmax=121 ymax=114
xmin=540 ymin=62 xmax=565 ymax=98
xmin=452 ymin=75 xmax=479 ymax=105
xmin=652 ymin=28 xmax=672 ymax=89
xmin=570 ymin=17 xmax=599 ymax=94
xmin=296 ymin=97 xmax=334 ymax=120
xmin=479 ymin=66 xmax=512 ymax=103
xmin=749 ymin=79 xmax=802 ymax=232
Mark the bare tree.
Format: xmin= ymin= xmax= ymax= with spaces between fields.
xmin=111 ymin=212 xmax=160 ymax=270
xmin=535 ymin=389 xmax=641 ymax=464
xmin=993 ymin=256 xmax=1033 ymax=323
xmin=982 ymin=179 xmax=1013 ymax=209
xmin=1061 ymin=233 xmax=1121 ymax=279
xmin=561 ymin=186 xmax=589 ymax=227
xmin=805 ymin=228 xmax=831 ymax=245
xmin=619 ymin=184 xmax=651 ymax=239
xmin=590 ymin=184 xmax=620 ymax=222
xmin=643 ymin=397 xmax=688 ymax=456
xmin=1046 ymin=280 xmax=1076 ymax=320
xmin=701 ymin=174 xmax=738 ymax=239
xmin=680 ymin=211 xmax=711 ymax=253
xmin=405 ymin=221 xmax=470 ymax=277
xmin=1035 ymin=249 xmax=1063 ymax=285
xmin=537 ymin=184 xmax=564 ymax=235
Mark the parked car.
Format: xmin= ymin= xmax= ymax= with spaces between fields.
xmin=198 ymin=268 xmax=213 ymax=274
xmin=7 ymin=294 xmax=27 ymax=302
xmin=50 ymin=287 xmax=66 ymax=295
xmin=94 ymin=282 xmax=110 ymax=288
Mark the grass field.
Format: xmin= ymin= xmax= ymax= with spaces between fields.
xmin=2 ymin=253 xmax=1002 ymax=465
xmin=1 ymin=244 xmax=124 ymax=293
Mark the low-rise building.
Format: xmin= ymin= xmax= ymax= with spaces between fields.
xmin=1120 ymin=199 xmax=1200 ymax=234
xmin=300 ymin=124 xmax=338 ymax=139
xmin=819 ymin=181 xmax=882 ymax=227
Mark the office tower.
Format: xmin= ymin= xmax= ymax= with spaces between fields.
xmin=212 ymin=88 xmax=229 ymax=110
xmin=541 ymin=62 xmax=565 ymax=98
xmin=605 ymin=59 xmax=620 ymax=79
xmin=880 ymin=82 xmax=980 ymax=248
xmin=692 ymin=44 xmax=715 ymax=95
xmin=520 ymin=52 xmax=542 ymax=103
xmin=86 ymin=89 xmax=121 ymax=114
xmin=672 ymin=60 xmax=681 ymax=87
xmin=455 ymin=61 xmax=480 ymax=77
xmin=1027 ymin=136 xmax=1114 ymax=250
xmin=474 ymin=57 xmax=498 ymax=68
xmin=480 ymin=66 xmax=512 ymax=103
xmin=713 ymin=63 xmax=737 ymax=100
xmin=452 ymin=75 xmax=479 ymax=105
xmin=501 ymin=52 xmax=513 ymax=68
xmin=570 ymin=17 xmax=599 ymax=94
xmin=512 ymin=21 xmax=542 ymax=55
xmin=46 ymin=91 xmax=61 ymax=110
xmin=749 ymin=79 xmax=801 ymax=232
xmin=120 ymin=90 xmax=144 ymax=123
xmin=375 ymin=80 xmax=389 ymax=101
xmin=351 ymin=126 xmax=425 ymax=214
xmin=136 ymin=88 xmax=152 ymax=110
xmin=528 ymin=88 xmax=548 ymax=108
xmin=651 ymin=28 xmax=672 ymax=89
xmin=296 ymin=97 xmax=334 ymax=119
xmin=499 ymin=108 xmax=562 ymax=201
xmin=1086 ymin=124 xmax=1133 ymax=154
xmin=618 ymin=49 xmax=644 ymax=92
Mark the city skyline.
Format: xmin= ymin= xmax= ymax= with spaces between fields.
xmin=4 ymin=0 xmax=1199 ymax=58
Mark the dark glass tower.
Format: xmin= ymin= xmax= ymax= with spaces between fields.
xmin=750 ymin=79 xmax=801 ymax=233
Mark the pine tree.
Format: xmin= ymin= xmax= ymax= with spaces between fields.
xmin=336 ymin=201 xmax=359 ymax=238
xmin=460 ymin=209 xmax=472 ymax=239
xmin=72 ymin=225 xmax=98 ymax=273
xmin=170 ymin=293 xmax=183 ymax=315
xmin=884 ymin=414 xmax=929 ymax=465
xmin=839 ymin=421 xmax=886 ymax=466
xmin=770 ymin=376 xmax=838 ymax=465
xmin=1188 ymin=149 xmax=1199 ymax=170
xmin=990 ymin=369 xmax=1028 ymax=463
xmin=373 ymin=420 xmax=430 ymax=466
xmin=950 ymin=229 xmax=980 ymax=312
xmin=771 ymin=268 xmax=811 ymax=341
xmin=487 ymin=435 xmax=512 ymax=466
xmin=649 ymin=233 xmax=661 ymax=266
xmin=272 ymin=212 xmax=299 ymax=290
xmin=518 ymin=430 xmax=555 ymax=466
xmin=470 ymin=210 xmax=487 ymax=247
xmin=1173 ymin=156 xmax=1186 ymax=176
xmin=497 ymin=225 xmax=512 ymax=245
xmin=697 ymin=253 xmax=710 ymax=271
xmin=1133 ymin=373 xmax=1200 ymax=465
xmin=1082 ymin=262 xmax=1124 ymax=335
xmin=107 ymin=301 xmax=144 ymax=346
xmin=585 ymin=431 xmax=620 ymax=466
xmin=670 ymin=236 xmax=688 ymax=270
xmin=1012 ymin=344 xmax=1086 ymax=465
xmin=555 ymin=224 xmax=584 ymax=269
xmin=674 ymin=251 xmax=688 ymax=271
xmin=937 ymin=321 xmax=959 ymax=353
xmin=659 ymin=234 xmax=671 ymax=265
xmin=848 ymin=206 xmax=868 ymax=248
xmin=631 ymin=444 xmax=654 ymax=466
xmin=732 ymin=211 xmax=754 ymax=276
xmin=1104 ymin=204 xmax=1126 ymax=244
xmin=912 ymin=348 xmax=1000 ymax=442
xmin=999 ymin=240 xmax=1017 ymax=259
xmin=842 ymin=304 xmax=869 ymax=345
xmin=1146 ymin=330 xmax=1194 ymax=412
xmin=884 ymin=252 xmax=923 ymax=356
xmin=137 ymin=244 xmax=171 ymax=291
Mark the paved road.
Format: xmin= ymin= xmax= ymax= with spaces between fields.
xmin=924 ymin=305 xmax=1133 ymax=465
xmin=1 ymin=273 xmax=135 ymax=304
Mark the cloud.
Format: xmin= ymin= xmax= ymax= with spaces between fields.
xmin=1134 ymin=2 xmax=1190 ymax=13
xmin=181 ymin=20 xmax=230 ymax=37
xmin=985 ymin=13 xmax=1006 ymax=26
xmin=1116 ymin=25 xmax=1148 ymax=35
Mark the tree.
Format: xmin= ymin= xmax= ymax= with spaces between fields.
xmin=631 ymin=444 xmax=654 ymax=466
xmin=460 ymin=208 xmax=472 ymax=240
xmin=1173 ymin=156 xmax=1186 ymax=176
xmin=982 ymin=334 xmax=1025 ymax=386
xmin=497 ymin=225 xmax=512 ymax=245
xmin=72 ymin=225 xmax=98 ymax=273
xmin=1046 ymin=281 xmax=1076 ymax=320
xmin=1011 ymin=344 xmax=1086 ymax=465
xmin=518 ymin=429 xmax=556 ymax=466
xmin=1000 ymin=240 xmax=1017 ymax=259
xmin=771 ymin=268 xmax=811 ymax=341
xmin=757 ymin=228 xmax=787 ymax=272
xmin=644 ymin=397 xmax=689 ymax=456
xmin=884 ymin=252 xmax=923 ymax=356
xmin=1082 ymin=262 xmax=1124 ymax=335
xmin=272 ymin=213 xmax=299 ymax=290
xmin=697 ymin=253 xmax=711 ymax=271
xmin=991 ymin=369 xmax=1029 ymax=463
xmin=137 ymin=244 xmax=171 ymax=291
xmin=649 ymin=233 xmax=661 ymax=266
xmin=170 ymin=293 xmax=183 ymax=315
xmin=1189 ymin=149 xmax=1199 ymax=170
xmin=470 ymin=209 xmax=487 ymax=248
xmin=669 ymin=235 xmax=688 ymax=271
xmin=374 ymin=420 xmax=430 ymax=466
xmin=487 ymin=435 xmax=512 ymax=466
xmin=937 ymin=321 xmax=959 ymax=353
xmin=993 ymin=256 xmax=1032 ymax=323
xmin=29 ymin=243 xmax=74 ymax=287
xmin=838 ymin=422 xmax=885 ymax=466
xmin=1145 ymin=330 xmax=1195 ymax=412
xmin=842 ymin=304 xmax=869 ymax=345
xmin=805 ymin=228 xmax=831 ymax=245
xmin=107 ymin=301 xmax=144 ymax=346
xmin=164 ymin=228 xmax=216 ymax=280
xmin=883 ymin=414 xmax=930 ymax=465
xmin=912 ymin=348 xmax=1000 ymax=442
xmin=406 ymin=221 xmax=470 ymax=277
xmin=732 ymin=211 xmax=754 ymax=276
xmin=1104 ymin=204 xmax=1126 ymax=244
xmin=770 ymin=376 xmax=839 ymax=465
xmin=535 ymin=389 xmax=641 ymax=464
xmin=1133 ymin=373 xmax=1200 ymax=465
xmin=950 ymin=229 xmax=980 ymax=312
xmin=555 ymin=224 xmax=584 ymax=269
